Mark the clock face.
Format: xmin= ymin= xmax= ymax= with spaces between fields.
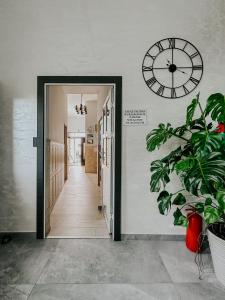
xmin=142 ymin=38 xmax=203 ymax=99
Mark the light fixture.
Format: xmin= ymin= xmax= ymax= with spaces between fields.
xmin=75 ymin=94 xmax=87 ymax=115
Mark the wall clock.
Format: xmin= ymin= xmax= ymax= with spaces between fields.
xmin=142 ymin=38 xmax=203 ymax=99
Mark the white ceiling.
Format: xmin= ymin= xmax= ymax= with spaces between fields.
xmin=62 ymin=85 xmax=112 ymax=95
xmin=49 ymin=84 xmax=112 ymax=117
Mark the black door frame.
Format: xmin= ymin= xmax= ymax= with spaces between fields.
xmin=37 ymin=76 xmax=122 ymax=240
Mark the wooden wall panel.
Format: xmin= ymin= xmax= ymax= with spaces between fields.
xmin=49 ymin=141 xmax=64 ymax=213
xmin=85 ymin=144 xmax=97 ymax=173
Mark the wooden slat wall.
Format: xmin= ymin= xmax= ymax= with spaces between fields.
xmin=49 ymin=141 xmax=64 ymax=212
xmin=85 ymin=144 xmax=97 ymax=173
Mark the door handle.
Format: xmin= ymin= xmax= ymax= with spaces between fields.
xmin=33 ymin=137 xmax=39 ymax=147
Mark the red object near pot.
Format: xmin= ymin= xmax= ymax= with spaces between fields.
xmin=186 ymin=213 xmax=202 ymax=253
xmin=215 ymin=122 xmax=225 ymax=133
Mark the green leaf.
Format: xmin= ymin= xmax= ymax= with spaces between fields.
xmin=204 ymin=206 xmax=220 ymax=224
xmin=146 ymin=123 xmax=173 ymax=152
xmin=175 ymin=157 xmax=196 ymax=172
xmin=189 ymin=118 xmax=205 ymax=130
xmin=200 ymin=182 xmax=209 ymax=195
xmin=191 ymin=131 xmax=223 ymax=155
xmin=172 ymin=193 xmax=186 ymax=205
xmin=186 ymin=98 xmax=198 ymax=126
xmin=205 ymin=93 xmax=225 ymax=123
xmin=177 ymin=152 xmax=225 ymax=196
xmin=150 ymin=160 xmax=170 ymax=192
xmin=216 ymin=190 xmax=225 ymax=212
xmin=182 ymin=143 xmax=193 ymax=157
xmin=173 ymin=125 xmax=187 ymax=137
xmin=161 ymin=147 xmax=182 ymax=171
xmin=195 ymin=202 xmax=204 ymax=213
xmin=205 ymin=198 xmax=212 ymax=206
xmin=157 ymin=191 xmax=172 ymax=215
xmin=173 ymin=208 xmax=188 ymax=226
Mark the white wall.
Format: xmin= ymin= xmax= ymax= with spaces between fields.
xmin=68 ymin=116 xmax=85 ymax=133
xmin=0 ymin=0 xmax=224 ymax=234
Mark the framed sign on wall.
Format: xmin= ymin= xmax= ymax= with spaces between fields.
xmin=123 ymin=109 xmax=147 ymax=126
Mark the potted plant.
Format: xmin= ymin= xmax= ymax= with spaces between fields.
xmin=146 ymin=92 xmax=225 ymax=286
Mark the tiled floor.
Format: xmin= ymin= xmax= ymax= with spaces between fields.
xmin=0 ymin=239 xmax=225 ymax=299
xmin=49 ymin=165 xmax=109 ymax=238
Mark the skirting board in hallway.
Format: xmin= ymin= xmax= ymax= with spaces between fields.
xmin=47 ymin=236 xmax=110 ymax=239
xmin=0 ymin=232 xmax=185 ymax=241
xmin=122 ymin=234 xmax=186 ymax=241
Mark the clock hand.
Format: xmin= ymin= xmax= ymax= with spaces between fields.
xmin=166 ymin=59 xmax=187 ymax=74
xmin=172 ymin=71 xmax=174 ymax=90
xmin=177 ymin=68 xmax=187 ymax=74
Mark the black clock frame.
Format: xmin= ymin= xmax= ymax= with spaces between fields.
xmin=142 ymin=37 xmax=203 ymax=99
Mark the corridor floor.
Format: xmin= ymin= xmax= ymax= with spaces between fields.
xmin=49 ymin=165 xmax=109 ymax=238
xmin=0 ymin=239 xmax=225 ymax=299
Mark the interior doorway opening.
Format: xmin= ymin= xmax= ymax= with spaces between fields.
xmin=68 ymin=133 xmax=85 ymax=166
xmin=37 ymin=77 xmax=122 ymax=241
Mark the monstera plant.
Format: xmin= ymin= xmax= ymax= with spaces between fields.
xmin=146 ymin=93 xmax=225 ymax=227
xmin=146 ymin=92 xmax=225 ymax=285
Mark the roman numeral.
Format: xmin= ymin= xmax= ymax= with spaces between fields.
xmin=146 ymin=77 xmax=157 ymax=87
xmin=146 ymin=52 xmax=156 ymax=60
xmin=183 ymin=85 xmax=189 ymax=95
xmin=193 ymin=65 xmax=203 ymax=70
xmin=190 ymin=52 xmax=199 ymax=59
xmin=183 ymin=41 xmax=188 ymax=50
xmin=168 ymin=38 xmax=175 ymax=49
xmin=142 ymin=66 xmax=153 ymax=72
xmin=171 ymin=88 xmax=176 ymax=98
xmin=190 ymin=77 xmax=199 ymax=86
xmin=156 ymin=85 xmax=165 ymax=96
xmin=155 ymin=41 xmax=164 ymax=53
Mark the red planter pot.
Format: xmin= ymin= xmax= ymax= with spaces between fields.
xmin=186 ymin=213 xmax=202 ymax=253
xmin=215 ymin=122 xmax=225 ymax=133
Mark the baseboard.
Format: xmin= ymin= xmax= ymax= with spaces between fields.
xmin=121 ymin=234 xmax=186 ymax=241
xmin=0 ymin=232 xmax=36 ymax=239
xmin=0 ymin=232 xmax=186 ymax=241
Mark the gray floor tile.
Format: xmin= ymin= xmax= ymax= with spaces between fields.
xmin=0 ymin=284 xmax=33 ymax=300
xmin=37 ymin=240 xmax=171 ymax=284
xmin=1 ymin=238 xmax=223 ymax=299
xmin=0 ymin=239 xmax=58 ymax=284
xmin=176 ymin=282 xmax=225 ymax=300
xmin=154 ymin=241 xmax=216 ymax=283
xmin=29 ymin=283 xmax=180 ymax=300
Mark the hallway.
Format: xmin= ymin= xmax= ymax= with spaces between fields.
xmin=49 ymin=165 xmax=109 ymax=238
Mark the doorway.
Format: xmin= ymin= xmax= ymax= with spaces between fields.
xmin=67 ymin=133 xmax=85 ymax=166
xmin=37 ymin=76 xmax=122 ymax=241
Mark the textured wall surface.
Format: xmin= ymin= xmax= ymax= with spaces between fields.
xmin=0 ymin=0 xmax=225 ymax=233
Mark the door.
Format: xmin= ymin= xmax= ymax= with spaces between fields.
xmin=37 ymin=76 xmax=122 ymax=240
xmin=98 ymin=118 xmax=103 ymax=187
xmin=64 ymin=125 xmax=68 ymax=181
xmin=102 ymin=87 xmax=115 ymax=234
xmin=68 ymin=135 xmax=85 ymax=165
